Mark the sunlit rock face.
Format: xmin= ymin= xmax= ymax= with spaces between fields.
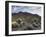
xmin=12 ymin=12 xmax=41 ymax=31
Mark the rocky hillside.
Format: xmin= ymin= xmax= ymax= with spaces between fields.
xmin=12 ymin=12 xmax=41 ymax=31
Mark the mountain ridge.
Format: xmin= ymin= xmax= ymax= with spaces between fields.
xmin=12 ymin=12 xmax=40 ymax=17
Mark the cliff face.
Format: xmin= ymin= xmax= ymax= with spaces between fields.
xmin=12 ymin=12 xmax=41 ymax=31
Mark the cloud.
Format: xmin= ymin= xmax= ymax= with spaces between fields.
xmin=12 ymin=6 xmax=41 ymax=16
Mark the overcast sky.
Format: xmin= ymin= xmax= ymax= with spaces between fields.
xmin=12 ymin=6 xmax=41 ymax=16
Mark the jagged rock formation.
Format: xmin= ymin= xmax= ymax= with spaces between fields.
xmin=12 ymin=12 xmax=41 ymax=31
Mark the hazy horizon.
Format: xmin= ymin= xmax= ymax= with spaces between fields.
xmin=12 ymin=6 xmax=41 ymax=16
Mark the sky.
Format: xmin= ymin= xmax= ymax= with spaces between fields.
xmin=12 ymin=6 xmax=41 ymax=16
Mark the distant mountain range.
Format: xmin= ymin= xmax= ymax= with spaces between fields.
xmin=12 ymin=12 xmax=40 ymax=17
